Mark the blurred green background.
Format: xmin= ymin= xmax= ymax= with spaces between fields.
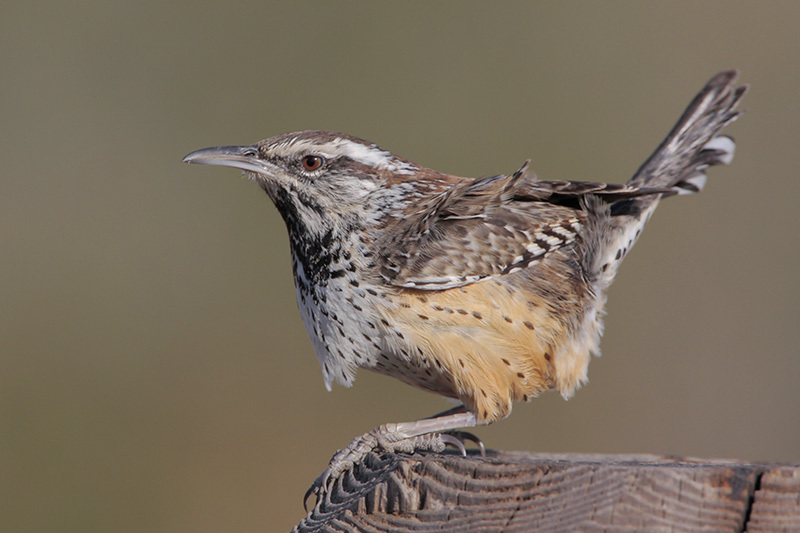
xmin=2 ymin=1 xmax=799 ymax=531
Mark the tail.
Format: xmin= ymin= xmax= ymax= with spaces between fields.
xmin=584 ymin=71 xmax=747 ymax=289
xmin=574 ymin=72 xmax=747 ymax=379
xmin=605 ymin=70 xmax=747 ymax=234
xmin=626 ymin=70 xmax=747 ymax=193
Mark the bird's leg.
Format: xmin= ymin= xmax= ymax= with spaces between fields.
xmin=305 ymin=405 xmax=481 ymax=508
xmin=420 ymin=404 xmax=486 ymax=455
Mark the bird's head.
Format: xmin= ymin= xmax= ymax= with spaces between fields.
xmin=182 ymin=130 xmax=422 ymax=239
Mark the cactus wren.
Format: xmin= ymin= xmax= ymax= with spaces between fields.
xmin=183 ymin=71 xmax=746 ymax=504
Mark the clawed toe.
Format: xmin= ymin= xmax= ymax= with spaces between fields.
xmin=446 ymin=430 xmax=486 ymax=456
xmin=303 ymin=469 xmax=333 ymax=511
xmin=303 ymin=478 xmax=320 ymax=511
xmin=303 ymin=410 xmax=484 ymax=510
xmin=439 ymin=433 xmax=467 ymax=455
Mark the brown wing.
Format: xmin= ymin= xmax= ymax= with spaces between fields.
xmin=377 ymin=163 xmax=668 ymax=290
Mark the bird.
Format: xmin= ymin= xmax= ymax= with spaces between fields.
xmin=182 ymin=71 xmax=746 ymax=506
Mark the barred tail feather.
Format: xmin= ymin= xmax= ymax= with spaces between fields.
xmin=627 ymin=71 xmax=746 ymax=192
xmin=672 ymin=135 xmax=737 ymax=195
xmin=586 ymin=72 xmax=746 ymax=291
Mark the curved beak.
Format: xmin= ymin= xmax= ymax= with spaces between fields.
xmin=181 ymin=145 xmax=276 ymax=174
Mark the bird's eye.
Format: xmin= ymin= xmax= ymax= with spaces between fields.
xmin=301 ymin=155 xmax=325 ymax=172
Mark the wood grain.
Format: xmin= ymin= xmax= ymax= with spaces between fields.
xmin=293 ymin=451 xmax=800 ymax=533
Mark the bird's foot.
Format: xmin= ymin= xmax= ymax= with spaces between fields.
xmin=303 ymin=425 xmax=484 ymax=510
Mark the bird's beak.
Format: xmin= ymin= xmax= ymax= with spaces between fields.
xmin=181 ymin=145 xmax=276 ymax=174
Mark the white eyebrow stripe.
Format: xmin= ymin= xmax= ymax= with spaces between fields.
xmin=275 ymin=137 xmax=418 ymax=174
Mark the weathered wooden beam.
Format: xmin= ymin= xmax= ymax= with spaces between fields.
xmin=293 ymin=451 xmax=800 ymax=532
